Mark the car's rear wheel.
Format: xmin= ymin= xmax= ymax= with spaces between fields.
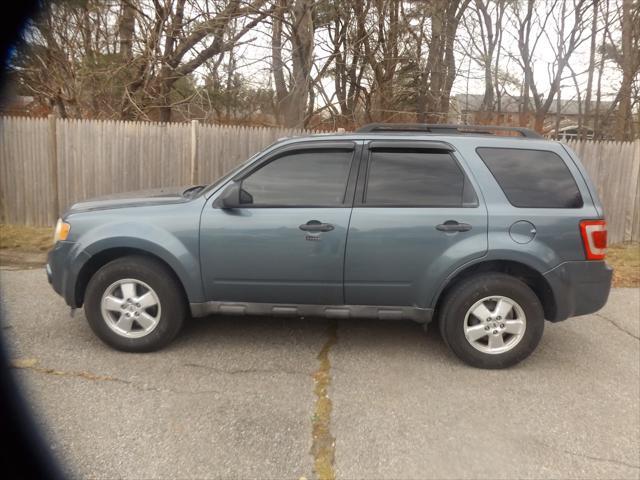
xmin=84 ymin=256 xmax=185 ymax=352
xmin=438 ymin=273 xmax=544 ymax=369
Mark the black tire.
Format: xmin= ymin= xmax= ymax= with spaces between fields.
xmin=438 ymin=273 xmax=544 ymax=369
xmin=84 ymin=255 xmax=186 ymax=352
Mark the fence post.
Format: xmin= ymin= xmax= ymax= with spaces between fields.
xmin=190 ymin=119 xmax=199 ymax=184
xmin=48 ymin=114 xmax=60 ymax=222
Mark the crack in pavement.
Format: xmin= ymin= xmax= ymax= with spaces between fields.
xmin=558 ymin=447 xmax=640 ymax=470
xmin=183 ymin=362 xmax=309 ymax=377
xmin=594 ymin=313 xmax=639 ymax=340
xmin=10 ymin=358 xmax=222 ymax=396
xmin=536 ymin=438 xmax=640 ymax=471
xmin=310 ymin=322 xmax=338 ymax=480
xmin=11 ymin=358 xmax=130 ymax=384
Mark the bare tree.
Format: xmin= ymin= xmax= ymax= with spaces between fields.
xmin=464 ymin=0 xmax=508 ymax=120
xmin=118 ymin=0 xmax=135 ymax=60
xmin=325 ymin=0 xmax=367 ymax=126
xmin=612 ymin=0 xmax=640 ymax=140
xmin=593 ymin=0 xmax=611 ymax=138
xmin=582 ymin=0 xmax=599 ymax=137
xmin=271 ymin=0 xmax=314 ymax=128
xmin=355 ymin=0 xmax=404 ymax=122
xmin=8 ymin=0 xmax=635 ymax=136
xmin=423 ymin=0 xmax=471 ymax=122
xmin=130 ymin=0 xmax=271 ymax=121
xmin=12 ymin=0 xmax=122 ymax=118
xmin=512 ymin=0 xmax=592 ymax=132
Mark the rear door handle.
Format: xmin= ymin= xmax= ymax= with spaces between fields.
xmin=436 ymin=221 xmax=472 ymax=232
xmin=299 ymin=220 xmax=335 ymax=232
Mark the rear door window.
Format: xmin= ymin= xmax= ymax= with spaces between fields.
xmin=476 ymin=147 xmax=583 ymax=208
xmin=364 ymin=149 xmax=475 ymax=207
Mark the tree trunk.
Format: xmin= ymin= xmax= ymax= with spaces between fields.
xmin=476 ymin=0 xmax=497 ymax=121
xmin=287 ymin=0 xmax=314 ymax=127
xmin=583 ymin=0 xmax=598 ymax=137
xmin=615 ymin=0 xmax=634 ymax=140
xmin=424 ymin=4 xmax=444 ymax=122
xmin=534 ymin=110 xmax=545 ymax=133
xmin=424 ymin=0 xmax=466 ymax=123
xmin=53 ymin=95 xmax=67 ymax=119
xmin=272 ymin=0 xmax=313 ymax=128
xmin=271 ymin=0 xmax=288 ymax=124
xmin=416 ymin=76 xmax=428 ymax=123
xmin=118 ymin=0 xmax=135 ymax=60
xmin=439 ymin=45 xmax=456 ymax=119
xmin=158 ymin=105 xmax=172 ymax=122
xmin=594 ymin=0 xmax=610 ymax=139
xmin=479 ymin=63 xmax=495 ymax=119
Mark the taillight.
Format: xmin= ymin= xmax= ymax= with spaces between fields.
xmin=580 ymin=220 xmax=607 ymax=260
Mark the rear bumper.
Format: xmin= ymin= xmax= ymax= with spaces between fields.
xmin=544 ymin=260 xmax=613 ymax=321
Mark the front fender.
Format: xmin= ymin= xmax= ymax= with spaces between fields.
xmin=73 ymin=221 xmax=204 ymax=303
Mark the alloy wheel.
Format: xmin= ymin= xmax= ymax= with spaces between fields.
xmin=463 ymin=295 xmax=527 ymax=355
xmin=100 ymin=278 xmax=161 ymax=339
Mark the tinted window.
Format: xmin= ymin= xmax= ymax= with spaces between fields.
xmin=476 ymin=147 xmax=583 ymax=208
xmin=241 ymin=149 xmax=352 ymax=206
xmin=365 ymin=150 xmax=466 ymax=206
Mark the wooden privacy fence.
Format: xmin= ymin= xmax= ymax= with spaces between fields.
xmin=1 ymin=115 xmax=639 ymax=244
xmin=564 ymin=139 xmax=640 ymax=245
xmin=0 ymin=116 xmax=303 ymax=227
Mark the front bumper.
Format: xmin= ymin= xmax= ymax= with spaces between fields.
xmin=47 ymin=241 xmax=83 ymax=307
xmin=543 ymin=260 xmax=613 ymax=321
xmin=46 ymin=262 xmax=55 ymax=289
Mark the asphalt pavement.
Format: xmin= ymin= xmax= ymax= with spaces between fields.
xmin=1 ymin=267 xmax=638 ymax=479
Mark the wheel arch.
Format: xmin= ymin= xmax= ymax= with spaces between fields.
xmin=432 ymin=259 xmax=557 ymax=322
xmin=74 ymin=247 xmax=191 ymax=309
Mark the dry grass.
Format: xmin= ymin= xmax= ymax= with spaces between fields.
xmin=0 ymin=223 xmax=638 ymax=287
xmin=608 ymin=243 xmax=640 ymax=288
xmin=0 ymin=223 xmax=52 ymax=252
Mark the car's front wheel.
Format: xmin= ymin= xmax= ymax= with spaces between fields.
xmin=438 ymin=273 xmax=545 ymax=369
xmin=84 ymin=256 xmax=186 ymax=352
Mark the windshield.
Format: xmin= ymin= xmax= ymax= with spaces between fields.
xmin=199 ymin=145 xmax=273 ymax=197
xmin=200 ymin=151 xmax=261 ymax=196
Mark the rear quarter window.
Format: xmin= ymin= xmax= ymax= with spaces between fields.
xmin=476 ymin=147 xmax=583 ymax=208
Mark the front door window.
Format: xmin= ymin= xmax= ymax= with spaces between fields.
xmin=240 ymin=150 xmax=353 ymax=206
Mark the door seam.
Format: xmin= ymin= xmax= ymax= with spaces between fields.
xmin=342 ymin=141 xmax=364 ymax=304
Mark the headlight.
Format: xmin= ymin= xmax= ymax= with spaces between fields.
xmin=53 ymin=218 xmax=71 ymax=243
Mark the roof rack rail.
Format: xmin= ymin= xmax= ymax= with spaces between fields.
xmin=356 ymin=123 xmax=543 ymax=139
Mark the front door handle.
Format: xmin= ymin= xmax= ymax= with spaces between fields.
xmin=436 ymin=220 xmax=472 ymax=232
xmin=299 ymin=220 xmax=335 ymax=232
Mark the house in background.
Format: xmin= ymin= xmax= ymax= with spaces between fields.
xmin=452 ymin=93 xmax=616 ymax=138
xmin=548 ymin=125 xmax=595 ymax=140
xmin=0 ymin=94 xmax=47 ymax=117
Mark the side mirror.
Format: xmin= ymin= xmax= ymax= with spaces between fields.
xmin=213 ymin=182 xmax=240 ymax=209
xmin=212 ymin=182 xmax=252 ymax=209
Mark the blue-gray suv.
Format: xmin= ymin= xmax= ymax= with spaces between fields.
xmin=47 ymin=123 xmax=612 ymax=368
